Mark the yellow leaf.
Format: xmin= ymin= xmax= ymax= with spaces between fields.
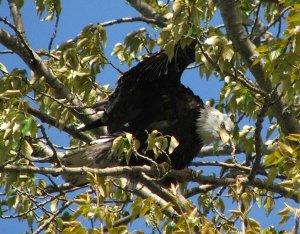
xmin=205 ymin=35 xmax=221 ymax=45
xmin=168 ymin=136 xmax=179 ymax=154
xmin=286 ymin=134 xmax=300 ymax=142
xmin=0 ymin=90 xmax=22 ymax=98
xmin=279 ymin=142 xmax=293 ymax=155
xmin=164 ymin=40 xmax=175 ymax=61
xmin=22 ymin=140 xmax=33 ymax=158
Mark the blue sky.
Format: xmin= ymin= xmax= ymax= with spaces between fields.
xmin=0 ymin=0 xmax=296 ymax=233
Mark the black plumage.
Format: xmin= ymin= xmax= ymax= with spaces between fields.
xmin=100 ymin=42 xmax=204 ymax=169
xmin=62 ymin=42 xmax=233 ymax=185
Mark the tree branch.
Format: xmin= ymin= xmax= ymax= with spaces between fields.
xmin=248 ymin=98 xmax=269 ymax=182
xmin=217 ymin=0 xmax=300 ymax=135
xmin=169 ymin=170 xmax=299 ymax=203
xmin=0 ymin=164 xmax=298 ymax=203
xmin=100 ymin=16 xmax=164 ymax=28
xmin=197 ymin=141 xmax=278 ymax=158
xmin=127 ymin=0 xmax=168 ymax=27
xmin=131 ymin=182 xmax=179 ymax=218
xmin=7 ymin=0 xmax=26 ymax=37
xmin=32 ymin=200 xmax=71 ymax=234
xmin=252 ymin=6 xmax=292 ymax=42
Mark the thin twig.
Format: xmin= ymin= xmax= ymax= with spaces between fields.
xmin=48 ymin=13 xmax=60 ymax=52
xmin=39 ymin=125 xmax=61 ymax=166
xmin=0 ymin=49 xmax=13 ymax=54
xmin=32 ymin=200 xmax=71 ymax=234
xmin=100 ymin=16 xmax=162 ymax=27
xmin=249 ymin=3 xmax=261 ymax=39
xmin=253 ymin=6 xmax=292 ymax=41
xmin=248 ymin=85 xmax=279 ymax=182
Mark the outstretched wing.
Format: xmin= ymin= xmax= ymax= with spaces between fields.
xmin=103 ymin=41 xmax=199 ymax=133
xmin=64 ymin=42 xmax=205 ymax=185
xmin=101 ymin=41 xmax=205 ymax=169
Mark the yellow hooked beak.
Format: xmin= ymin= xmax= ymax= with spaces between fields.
xmin=218 ymin=127 xmax=231 ymax=144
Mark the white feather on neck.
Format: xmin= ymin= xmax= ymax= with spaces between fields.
xmin=196 ymin=106 xmax=233 ymax=144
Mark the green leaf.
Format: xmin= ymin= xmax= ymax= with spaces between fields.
xmin=286 ymin=134 xmax=300 ymax=142
xmin=22 ymin=140 xmax=33 ymax=158
xmin=277 ymin=207 xmax=290 ymax=216
xmin=15 ymin=0 xmax=24 ymax=8
xmin=241 ymin=192 xmax=251 ymax=214
xmin=111 ymin=136 xmax=124 ymax=155
xmin=21 ymin=118 xmax=34 ymax=135
xmin=279 ymin=213 xmax=290 ymax=226
xmin=205 ymin=35 xmax=221 ymax=45
xmin=266 ymin=167 xmax=278 ymax=185
xmin=0 ymin=90 xmax=22 ymax=98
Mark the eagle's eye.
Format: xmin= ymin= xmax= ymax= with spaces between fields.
xmin=220 ymin=122 xmax=226 ymax=129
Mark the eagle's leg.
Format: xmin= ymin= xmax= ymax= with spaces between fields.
xmin=157 ymin=161 xmax=171 ymax=176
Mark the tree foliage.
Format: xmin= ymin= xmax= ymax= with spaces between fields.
xmin=0 ymin=0 xmax=299 ymax=233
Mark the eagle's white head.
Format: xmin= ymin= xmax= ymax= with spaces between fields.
xmin=196 ymin=106 xmax=234 ymax=144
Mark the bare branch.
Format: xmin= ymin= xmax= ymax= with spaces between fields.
xmin=39 ymin=125 xmax=61 ymax=166
xmin=48 ymin=13 xmax=60 ymax=51
xmin=190 ymin=161 xmax=251 ymax=171
xmin=7 ymin=0 xmax=26 ymax=37
xmin=100 ymin=16 xmax=163 ymax=28
xmin=127 ymin=0 xmax=168 ymax=27
xmin=183 ymin=185 xmax=217 ymax=198
xmin=138 ymin=172 xmax=179 ymax=206
xmin=0 ymin=49 xmax=13 ymax=54
xmin=27 ymin=105 xmax=93 ymax=142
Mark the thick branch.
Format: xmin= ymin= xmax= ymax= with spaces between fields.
xmin=127 ymin=0 xmax=167 ymax=27
xmin=0 ymin=164 xmax=298 ymax=203
xmin=217 ymin=0 xmax=300 ymax=135
xmin=8 ymin=0 xmax=25 ymax=35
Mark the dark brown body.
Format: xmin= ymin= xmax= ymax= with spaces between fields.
xmin=63 ymin=42 xmax=204 ymax=185
xmin=102 ymin=42 xmax=204 ymax=169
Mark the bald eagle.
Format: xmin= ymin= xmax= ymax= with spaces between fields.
xmin=62 ymin=42 xmax=233 ymax=185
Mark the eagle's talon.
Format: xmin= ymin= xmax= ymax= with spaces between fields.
xmin=158 ymin=162 xmax=171 ymax=176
